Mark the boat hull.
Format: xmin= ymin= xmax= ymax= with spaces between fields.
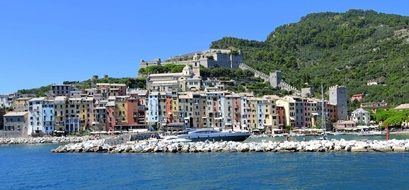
xmin=178 ymin=134 xmax=250 ymax=142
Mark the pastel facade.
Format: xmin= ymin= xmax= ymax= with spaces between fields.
xmin=276 ymin=105 xmax=286 ymax=128
xmin=126 ymin=95 xmax=146 ymax=129
xmin=106 ymin=101 xmax=116 ymax=131
xmin=96 ymin=83 xmax=127 ymax=98
xmin=240 ymin=96 xmax=251 ymax=131
xmin=224 ymin=94 xmax=242 ymax=131
xmin=65 ymin=98 xmax=81 ymax=133
xmin=13 ymin=98 xmax=31 ymax=112
xmin=54 ymin=96 xmax=67 ymax=131
xmin=80 ymin=97 xmax=95 ymax=131
xmin=248 ymin=96 xmax=279 ymax=133
xmin=147 ymin=92 xmax=160 ymax=127
xmin=178 ymin=92 xmax=204 ymax=128
xmin=28 ymin=98 xmax=55 ymax=135
xmin=94 ymin=100 xmax=108 ymax=131
xmin=205 ymin=91 xmax=227 ymax=128
xmin=276 ymin=97 xmax=298 ymax=128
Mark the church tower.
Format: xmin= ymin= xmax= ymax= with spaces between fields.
xmin=192 ymin=61 xmax=200 ymax=77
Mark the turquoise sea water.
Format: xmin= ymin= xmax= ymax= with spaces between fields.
xmin=1 ymin=144 xmax=409 ymax=190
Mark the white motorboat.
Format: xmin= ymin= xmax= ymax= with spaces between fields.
xmin=358 ymin=131 xmax=385 ymax=136
xmin=162 ymin=135 xmax=192 ymax=143
xmin=177 ymin=128 xmax=250 ymax=142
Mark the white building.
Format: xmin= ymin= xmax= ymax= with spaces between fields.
xmin=147 ymin=92 xmax=160 ymax=125
xmin=146 ymin=65 xmax=201 ymax=92
xmin=240 ymin=96 xmax=250 ymax=131
xmin=351 ymin=108 xmax=370 ymax=125
xmin=0 ymin=95 xmax=12 ymax=108
xmin=28 ymin=98 xmax=55 ymax=135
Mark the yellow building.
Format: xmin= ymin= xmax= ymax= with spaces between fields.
xmin=54 ymin=96 xmax=67 ymax=131
xmin=79 ymin=97 xmax=95 ymax=131
xmin=114 ymin=96 xmax=128 ymax=125
xmin=13 ymin=97 xmax=31 ymax=112
xmin=248 ymin=96 xmax=279 ymax=133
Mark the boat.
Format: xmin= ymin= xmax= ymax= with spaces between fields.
xmin=162 ymin=135 xmax=192 ymax=143
xmin=177 ymin=128 xmax=250 ymax=142
xmin=327 ymin=131 xmax=346 ymax=136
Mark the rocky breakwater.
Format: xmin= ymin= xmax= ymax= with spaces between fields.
xmin=0 ymin=136 xmax=93 ymax=145
xmin=52 ymin=139 xmax=409 ymax=153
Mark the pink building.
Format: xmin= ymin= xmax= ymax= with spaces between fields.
xmin=105 ymin=102 xmax=116 ymax=131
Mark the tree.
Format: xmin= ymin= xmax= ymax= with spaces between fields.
xmin=210 ymin=9 xmax=409 ymax=107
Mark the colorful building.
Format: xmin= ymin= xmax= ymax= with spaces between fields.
xmin=96 ymin=83 xmax=127 ymax=98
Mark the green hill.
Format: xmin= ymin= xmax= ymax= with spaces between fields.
xmin=211 ymin=9 xmax=409 ymax=106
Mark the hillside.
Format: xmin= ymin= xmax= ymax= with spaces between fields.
xmin=17 ymin=77 xmax=146 ymax=97
xmin=211 ymin=9 xmax=409 ymax=106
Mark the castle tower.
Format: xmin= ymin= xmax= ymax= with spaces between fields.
xmin=269 ymin=70 xmax=282 ymax=88
xmin=329 ymin=85 xmax=348 ymax=120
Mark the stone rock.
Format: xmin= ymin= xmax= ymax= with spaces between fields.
xmin=393 ymin=146 xmax=406 ymax=152
xmin=351 ymin=146 xmax=367 ymax=152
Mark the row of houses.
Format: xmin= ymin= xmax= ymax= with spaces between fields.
xmin=1 ymin=84 xmax=349 ymax=136
xmin=146 ymin=91 xmax=341 ymax=132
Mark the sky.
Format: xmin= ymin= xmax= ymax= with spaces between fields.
xmin=1 ymin=0 xmax=409 ymax=94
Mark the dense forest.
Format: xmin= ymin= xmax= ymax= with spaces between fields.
xmin=211 ymin=9 xmax=409 ymax=106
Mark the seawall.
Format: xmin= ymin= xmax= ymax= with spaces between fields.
xmin=0 ymin=136 xmax=93 ymax=145
xmin=52 ymin=139 xmax=409 ymax=153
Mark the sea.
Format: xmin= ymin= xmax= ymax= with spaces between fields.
xmin=1 ymin=140 xmax=409 ymax=190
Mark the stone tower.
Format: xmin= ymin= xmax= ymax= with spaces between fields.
xmin=192 ymin=61 xmax=200 ymax=77
xmin=329 ymin=85 xmax=348 ymax=120
xmin=269 ymin=70 xmax=282 ymax=88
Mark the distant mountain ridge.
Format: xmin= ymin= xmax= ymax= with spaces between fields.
xmin=211 ymin=9 xmax=409 ymax=106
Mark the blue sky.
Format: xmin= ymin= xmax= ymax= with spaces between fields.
xmin=1 ymin=0 xmax=409 ymax=94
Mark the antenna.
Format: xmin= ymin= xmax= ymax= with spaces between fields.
xmin=321 ymin=84 xmax=326 ymax=135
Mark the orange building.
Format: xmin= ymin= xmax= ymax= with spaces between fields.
xmin=105 ymin=102 xmax=116 ymax=131
xmin=276 ymin=105 xmax=286 ymax=128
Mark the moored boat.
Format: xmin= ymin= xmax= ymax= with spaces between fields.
xmin=177 ymin=128 xmax=250 ymax=142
